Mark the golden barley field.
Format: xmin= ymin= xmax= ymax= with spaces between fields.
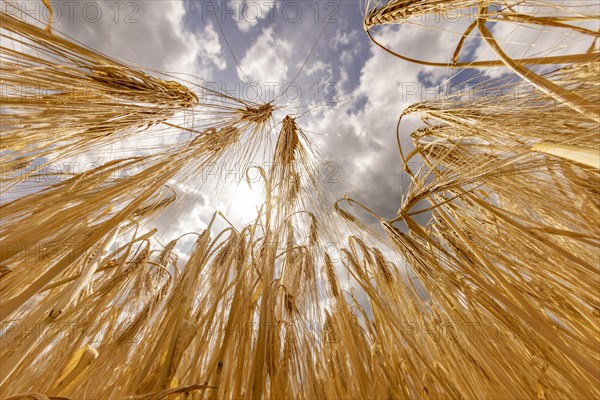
xmin=1 ymin=0 xmax=599 ymax=399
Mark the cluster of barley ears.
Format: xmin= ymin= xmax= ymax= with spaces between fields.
xmin=1 ymin=1 xmax=599 ymax=399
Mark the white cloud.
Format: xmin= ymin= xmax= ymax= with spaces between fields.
xmin=238 ymin=26 xmax=290 ymax=83
xmin=18 ymin=0 xmax=228 ymax=78
xmin=229 ymin=0 xmax=279 ymax=32
xmin=302 ymin=22 xmax=467 ymax=219
xmin=332 ymin=29 xmax=359 ymax=49
xmin=199 ymin=22 xmax=228 ymax=71
xmin=304 ymin=60 xmax=330 ymax=76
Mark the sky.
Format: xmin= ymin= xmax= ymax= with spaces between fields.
xmin=3 ymin=0 xmax=597 ymax=317
xmin=4 ymin=0 xmax=598 ymax=234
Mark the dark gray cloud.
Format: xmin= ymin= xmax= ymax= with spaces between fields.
xmin=5 ymin=0 xmax=476 ymax=230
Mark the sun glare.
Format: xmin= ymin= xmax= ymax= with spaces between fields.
xmin=228 ymin=182 xmax=265 ymax=224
